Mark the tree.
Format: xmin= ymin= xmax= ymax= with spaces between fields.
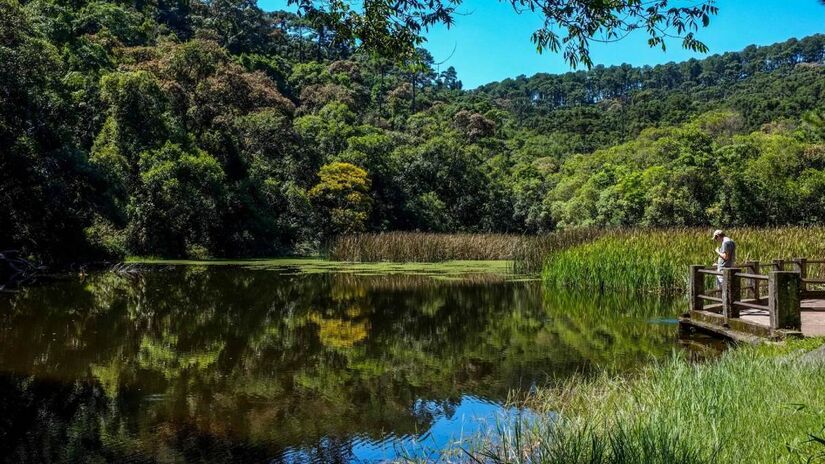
xmin=309 ymin=162 xmax=373 ymax=239
xmin=198 ymin=0 xmax=272 ymax=54
xmin=439 ymin=66 xmax=461 ymax=90
xmin=0 ymin=0 xmax=102 ymax=263
xmin=803 ymin=110 xmax=825 ymax=142
xmin=91 ymin=71 xmax=170 ymax=194
xmin=401 ymin=49 xmax=437 ymax=112
xmin=454 ymin=110 xmax=496 ymax=141
xmin=395 ymin=136 xmax=497 ymax=231
xmin=335 ymin=131 xmax=404 ymax=230
xmin=128 ymin=142 xmax=226 ymax=257
xmin=287 ymin=0 xmax=717 ymax=67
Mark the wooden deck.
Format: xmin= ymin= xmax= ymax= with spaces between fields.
xmin=681 ymin=303 xmax=825 ymax=342
xmin=739 ymin=299 xmax=825 ymax=337
xmin=681 ymin=259 xmax=825 ymax=341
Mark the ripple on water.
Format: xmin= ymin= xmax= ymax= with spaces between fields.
xmin=275 ymin=395 xmax=534 ymax=463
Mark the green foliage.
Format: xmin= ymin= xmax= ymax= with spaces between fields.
xmin=545 ymin=112 xmax=825 ymax=230
xmin=1 ymin=0 xmax=824 ymax=264
xmin=84 ymin=214 xmax=127 ymax=256
xmin=472 ymin=421 xmax=716 ymax=464
xmin=73 ymin=1 xmax=151 ymax=46
xmin=477 ymin=39 xmax=825 ymax=152
xmin=127 ymin=142 xmax=225 ymax=257
xmin=91 ymin=70 xmax=170 ymax=192
xmin=0 ymin=0 xmax=103 ymax=262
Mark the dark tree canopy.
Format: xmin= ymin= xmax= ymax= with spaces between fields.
xmin=287 ymin=0 xmax=718 ymax=67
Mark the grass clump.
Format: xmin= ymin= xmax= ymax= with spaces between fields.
xmin=329 ymin=232 xmax=530 ymax=262
xmin=541 ymin=227 xmax=825 ymax=292
xmin=464 ymin=338 xmax=825 ymax=464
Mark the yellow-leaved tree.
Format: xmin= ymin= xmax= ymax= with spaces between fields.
xmin=309 ymin=162 xmax=372 ymax=239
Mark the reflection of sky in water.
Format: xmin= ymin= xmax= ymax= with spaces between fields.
xmin=281 ymin=395 xmax=532 ymax=463
xmin=647 ymin=317 xmax=679 ymax=325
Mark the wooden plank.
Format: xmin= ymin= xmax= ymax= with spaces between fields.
xmin=734 ymin=301 xmax=770 ymax=311
xmin=803 ymin=290 xmax=825 ymax=299
xmin=801 ymin=309 xmax=825 ymax=337
xmin=737 ymin=273 xmax=768 ymax=280
xmin=750 ymin=262 xmax=763 ymax=299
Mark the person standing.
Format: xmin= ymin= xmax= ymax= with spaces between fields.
xmin=713 ymin=229 xmax=736 ymax=287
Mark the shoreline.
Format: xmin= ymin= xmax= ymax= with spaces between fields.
xmin=461 ymin=338 xmax=825 ymax=463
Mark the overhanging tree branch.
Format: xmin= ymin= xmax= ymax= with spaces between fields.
xmin=287 ymin=0 xmax=717 ymax=68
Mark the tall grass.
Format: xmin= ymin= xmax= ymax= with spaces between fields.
xmin=466 ymin=420 xmax=717 ymax=464
xmin=461 ymin=338 xmax=825 ymax=464
xmin=329 ymin=230 xmax=604 ymax=271
xmin=329 ymin=227 xmax=825 ymax=289
xmin=329 ymin=232 xmax=529 ymax=262
xmin=511 ymin=228 xmax=605 ymax=274
xmin=541 ymin=227 xmax=825 ymax=292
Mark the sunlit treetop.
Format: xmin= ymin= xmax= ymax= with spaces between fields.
xmin=286 ymin=0 xmax=718 ymax=67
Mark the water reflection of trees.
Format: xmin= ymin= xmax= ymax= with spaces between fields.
xmin=0 ymin=268 xmax=679 ymax=462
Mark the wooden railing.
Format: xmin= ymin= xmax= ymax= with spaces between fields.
xmin=687 ymin=257 xmax=821 ymax=333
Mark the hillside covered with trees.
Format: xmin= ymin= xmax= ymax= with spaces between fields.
xmin=2 ymin=0 xmax=824 ymax=263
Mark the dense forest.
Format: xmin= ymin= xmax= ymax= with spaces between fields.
xmin=1 ymin=0 xmax=824 ymax=263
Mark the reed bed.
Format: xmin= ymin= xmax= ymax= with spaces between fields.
xmin=330 ymin=227 xmax=825 ymax=290
xmin=330 ymin=272 xmax=512 ymax=291
xmin=541 ymin=227 xmax=825 ymax=292
xmin=329 ymin=230 xmax=605 ymax=271
xmin=329 ymin=232 xmax=529 ymax=262
xmin=459 ymin=338 xmax=825 ymax=464
xmin=511 ymin=228 xmax=605 ymax=273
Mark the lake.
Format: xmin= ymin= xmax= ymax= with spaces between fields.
xmin=0 ymin=261 xmax=715 ymax=463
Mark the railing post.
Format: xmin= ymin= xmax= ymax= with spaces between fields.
xmin=741 ymin=260 xmax=758 ymax=299
xmin=722 ymin=267 xmax=742 ymax=319
xmin=688 ymin=265 xmax=705 ymax=312
xmin=751 ymin=261 xmax=762 ymax=300
xmin=768 ymin=271 xmax=801 ymax=331
xmin=773 ymin=259 xmax=785 ymax=271
xmin=792 ymin=257 xmax=808 ymax=296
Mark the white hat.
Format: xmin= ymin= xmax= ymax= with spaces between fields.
xmin=712 ymin=229 xmax=724 ymax=239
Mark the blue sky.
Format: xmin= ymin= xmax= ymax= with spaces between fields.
xmin=258 ymin=0 xmax=825 ymax=88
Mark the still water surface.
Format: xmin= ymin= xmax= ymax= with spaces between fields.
xmin=0 ymin=262 xmax=706 ymax=463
